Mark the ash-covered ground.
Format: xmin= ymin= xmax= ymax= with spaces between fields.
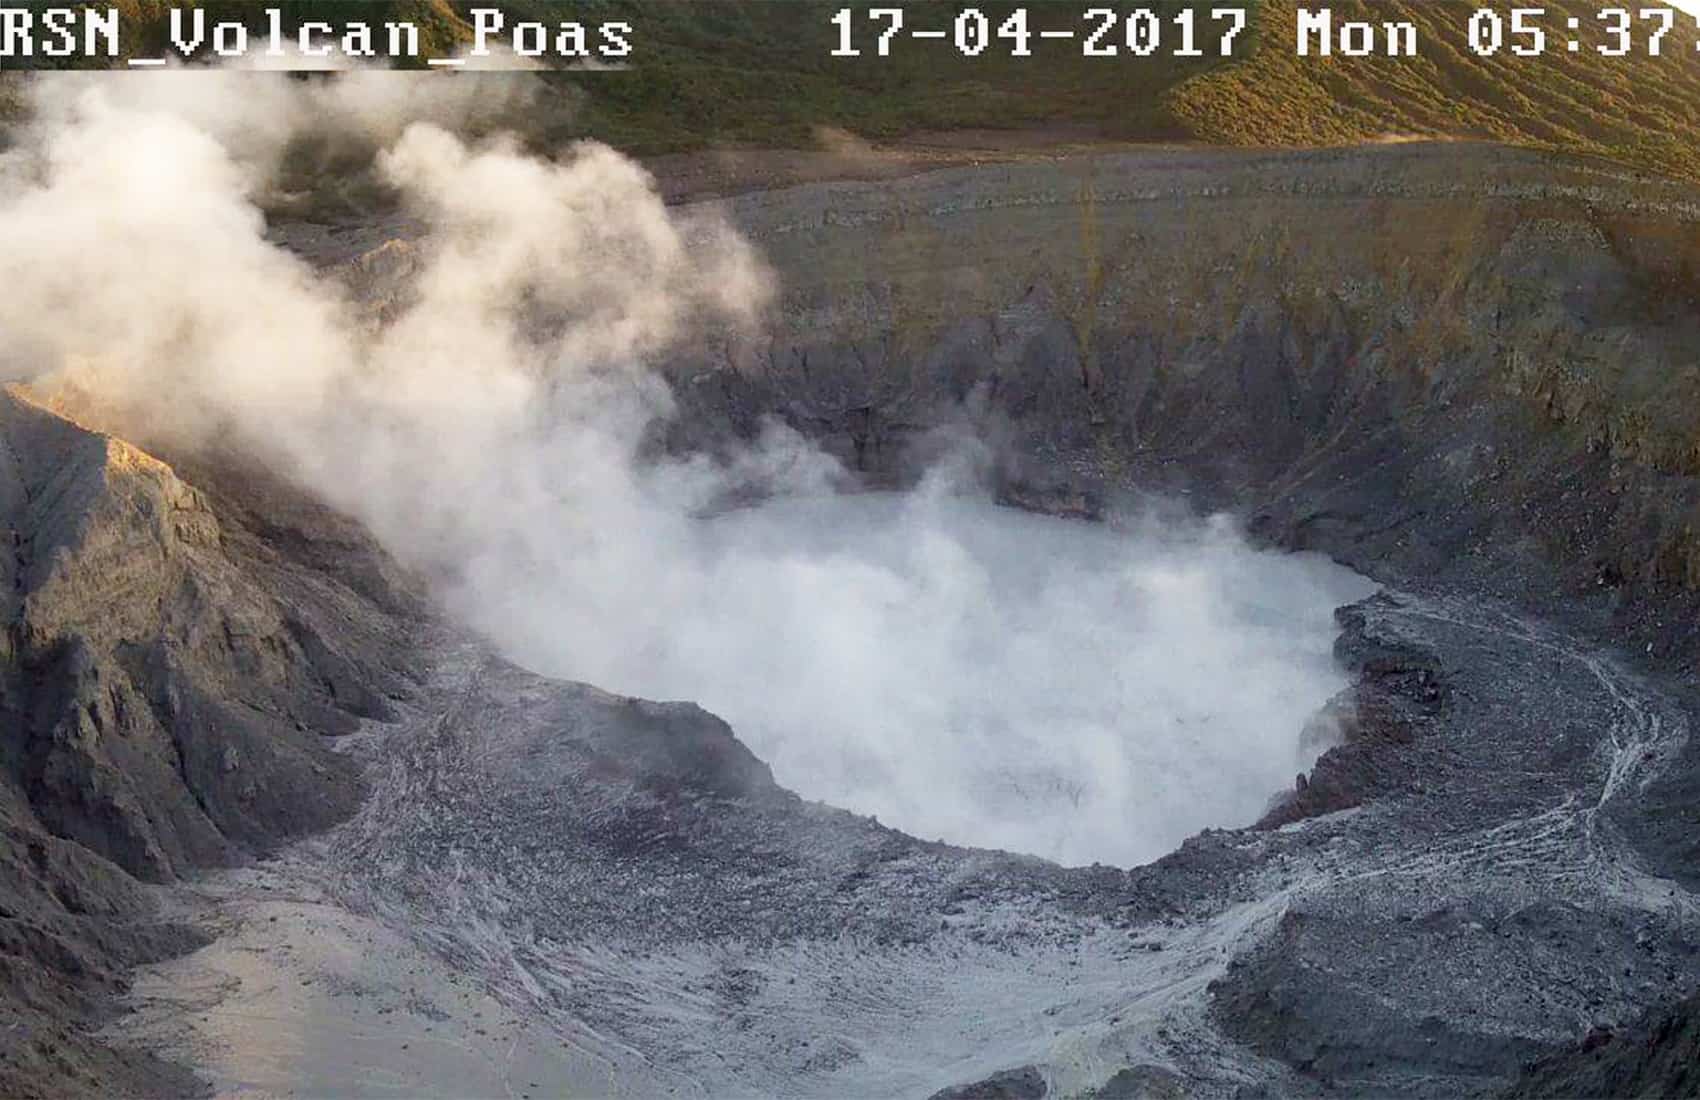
xmin=114 ymin=578 xmax=1699 ymax=1098
xmin=5 ymin=72 xmax=1700 ymax=1099
xmin=184 ymin=141 xmax=1700 ymax=1097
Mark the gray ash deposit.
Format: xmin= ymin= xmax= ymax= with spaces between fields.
xmin=1 ymin=72 xmax=1699 ymax=1099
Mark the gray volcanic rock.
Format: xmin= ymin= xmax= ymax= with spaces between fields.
xmin=662 ymin=145 xmax=1700 ymax=658
xmin=1258 ymin=597 xmax=1448 ymax=828
xmin=930 ymin=1064 xmax=1048 ymax=1099
xmin=0 ymin=386 xmax=423 ymax=1095
xmin=0 ymin=386 xmax=401 ymax=881
xmin=0 ymin=796 xmax=207 ymax=1098
xmin=1505 ymin=992 xmax=1700 ymax=1098
xmin=317 ymin=585 xmax=1695 ymax=1098
xmin=15 ymin=141 xmax=1700 ymax=1097
xmin=284 ymin=143 xmax=1700 ymax=1097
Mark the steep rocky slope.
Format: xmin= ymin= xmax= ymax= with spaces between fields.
xmin=228 ymin=140 xmax=1700 ymax=1097
xmin=0 ymin=386 xmax=422 ymax=1096
xmin=8 ymin=139 xmax=1700 ymax=1097
xmin=293 ymin=582 xmax=1691 ymax=1098
xmin=1508 ymin=989 xmax=1700 ymax=1098
xmin=660 ymin=140 xmax=1700 ymax=1093
xmin=672 ymin=142 xmax=1700 ymax=682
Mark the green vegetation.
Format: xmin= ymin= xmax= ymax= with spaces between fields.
xmin=524 ymin=1 xmax=1230 ymax=150
xmin=3 ymin=1 xmax=1699 ymax=183
xmin=1169 ymin=0 xmax=1700 ymax=184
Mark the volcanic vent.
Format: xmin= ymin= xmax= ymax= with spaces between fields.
xmin=4 ymin=69 xmax=1700 ymax=1100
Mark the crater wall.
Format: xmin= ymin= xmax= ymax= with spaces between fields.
xmin=654 ymin=143 xmax=1700 ymax=884
xmin=672 ymin=144 xmax=1700 ymax=652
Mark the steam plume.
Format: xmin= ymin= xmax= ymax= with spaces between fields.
xmin=0 ymin=72 xmax=1368 ymax=867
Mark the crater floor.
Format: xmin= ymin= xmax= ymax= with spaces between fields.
xmin=110 ymin=578 xmax=1700 ymax=1099
xmin=73 ymin=141 xmax=1700 ymax=1096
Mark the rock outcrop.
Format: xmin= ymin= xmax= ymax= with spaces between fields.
xmin=656 ymin=141 xmax=1700 ymax=883
xmin=647 ymin=142 xmax=1700 ymax=1094
xmin=245 ymin=141 xmax=1700 ymax=1099
xmin=1506 ymin=991 xmax=1700 ymax=1099
xmin=10 ymin=139 xmax=1700 ymax=1097
xmin=0 ymin=385 xmax=422 ymax=1096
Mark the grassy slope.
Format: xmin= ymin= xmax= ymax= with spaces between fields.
xmin=500 ymin=0 xmax=1700 ymax=180
xmin=521 ymin=1 xmax=1226 ymax=149
xmin=4 ymin=2 xmax=1700 ymax=181
xmin=1167 ymin=0 xmax=1700 ymax=183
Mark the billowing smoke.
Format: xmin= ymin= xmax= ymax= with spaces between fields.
xmin=0 ymin=73 xmax=1370 ymax=867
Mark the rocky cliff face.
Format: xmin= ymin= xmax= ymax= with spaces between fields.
xmin=641 ymin=141 xmax=1700 ymax=1093
xmin=675 ymin=144 xmax=1700 ymax=633
xmin=240 ymin=140 xmax=1700 ymax=1098
xmin=652 ymin=140 xmax=1700 ymax=851
xmin=0 ymin=385 xmax=422 ymax=1096
xmin=1507 ymin=989 xmax=1700 ymax=1098
xmin=10 ymin=140 xmax=1700 ymax=1097
xmin=199 ymin=141 xmax=1700 ymax=1097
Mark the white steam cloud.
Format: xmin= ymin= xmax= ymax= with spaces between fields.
xmin=0 ymin=73 xmax=1370 ymax=867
